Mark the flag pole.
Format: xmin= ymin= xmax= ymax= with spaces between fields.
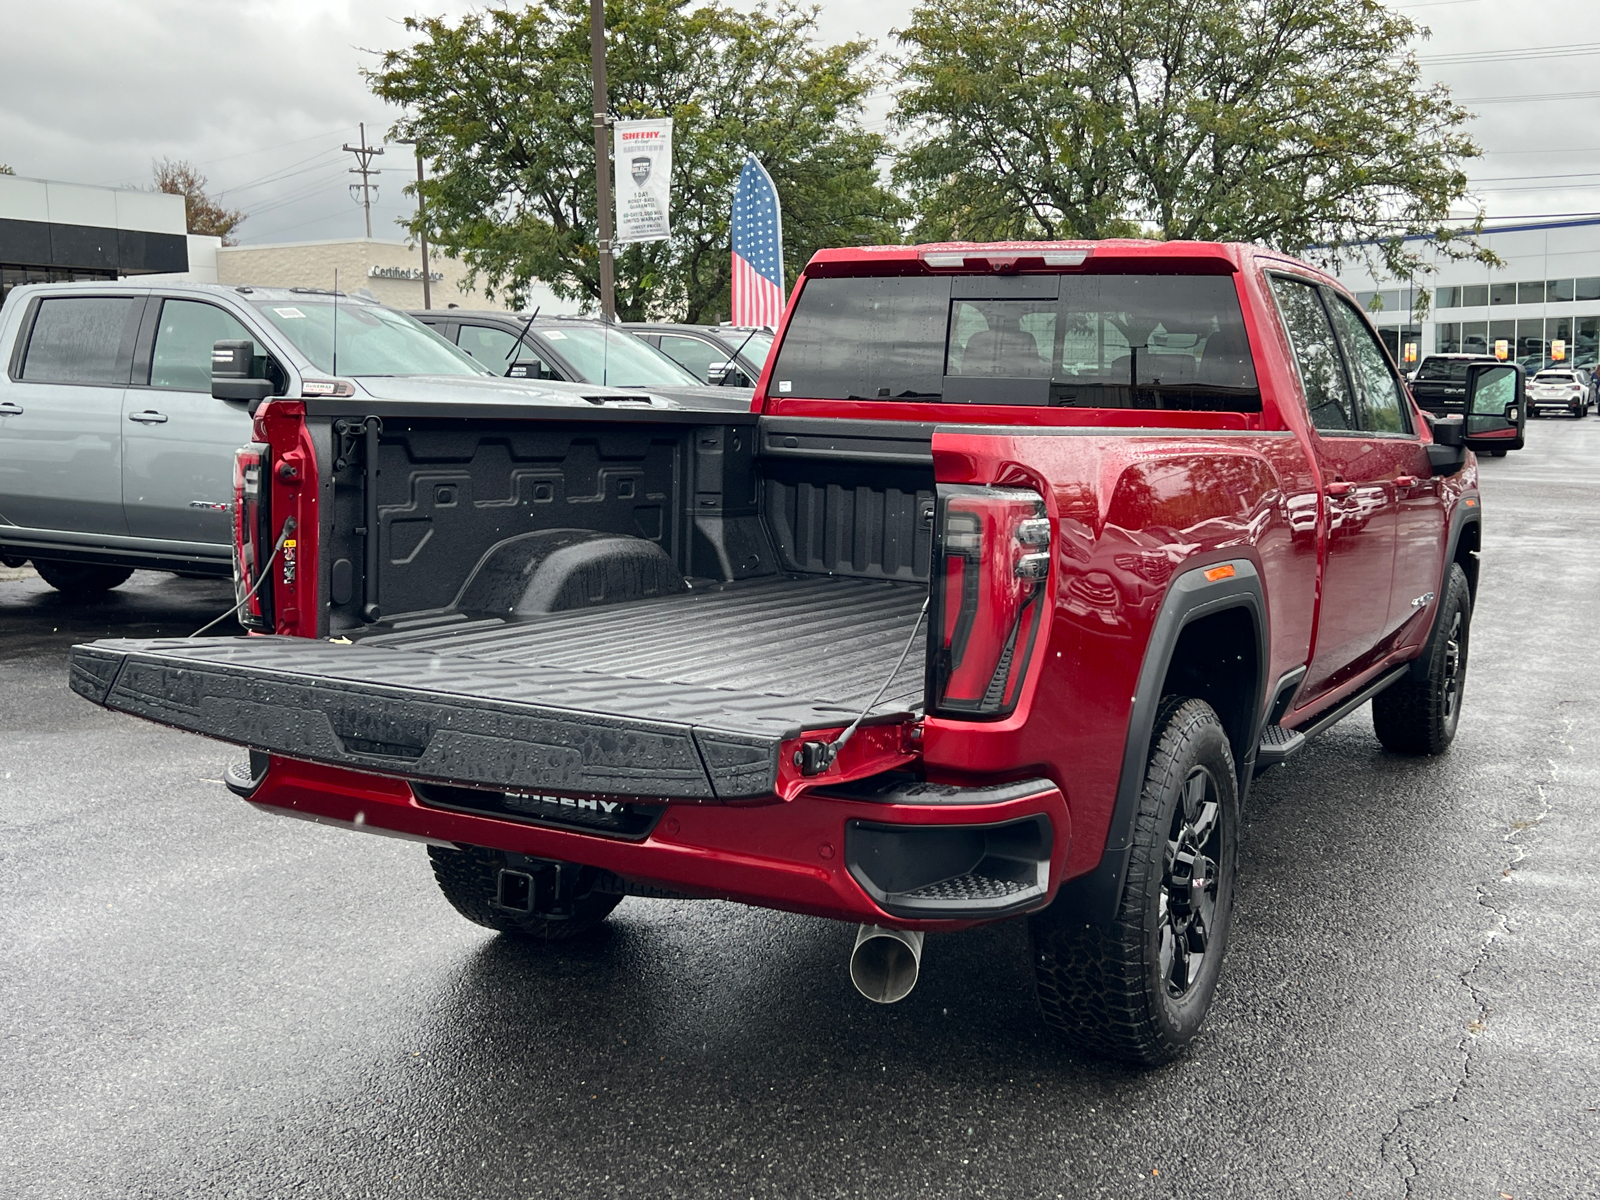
xmin=590 ymin=0 xmax=615 ymax=320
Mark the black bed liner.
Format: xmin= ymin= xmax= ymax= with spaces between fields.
xmin=69 ymin=576 xmax=928 ymax=800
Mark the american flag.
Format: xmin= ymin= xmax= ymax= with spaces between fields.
xmin=731 ymin=155 xmax=785 ymax=327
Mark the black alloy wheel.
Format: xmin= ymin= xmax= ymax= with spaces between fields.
xmin=1373 ymin=562 xmax=1471 ymax=754
xmin=1159 ymin=767 xmax=1224 ymax=999
xmin=1031 ymin=696 xmax=1239 ymax=1066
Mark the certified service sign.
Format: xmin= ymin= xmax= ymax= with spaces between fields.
xmin=613 ymin=118 xmax=673 ymax=244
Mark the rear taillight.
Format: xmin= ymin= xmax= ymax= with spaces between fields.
xmin=233 ymin=442 xmax=275 ymax=631
xmin=928 ymin=486 xmax=1050 ymax=718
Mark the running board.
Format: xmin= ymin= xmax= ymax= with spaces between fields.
xmin=1256 ymin=664 xmax=1409 ymax=771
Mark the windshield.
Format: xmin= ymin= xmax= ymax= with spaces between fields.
xmin=251 ymin=299 xmax=489 ymax=377
xmin=540 ymin=326 xmax=700 ymax=386
xmin=729 ymin=330 xmax=774 ymax=366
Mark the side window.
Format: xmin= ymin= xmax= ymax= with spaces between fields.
xmin=1270 ymin=276 xmax=1357 ymax=432
xmin=456 ymin=323 xmax=521 ymax=368
xmin=1325 ymin=295 xmax=1412 ymax=434
xmin=658 ymin=334 xmax=724 ymax=383
xmin=20 ymin=296 xmax=139 ymax=384
xmin=150 ymin=299 xmax=253 ymax=391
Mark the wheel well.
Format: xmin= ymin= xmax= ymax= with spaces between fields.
xmin=1454 ymin=520 xmax=1480 ymax=603
xmin=1159 ymin=606 xmax=1260 ymax=771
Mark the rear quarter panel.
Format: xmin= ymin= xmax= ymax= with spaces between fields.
xmin=923 ymin=427 xmax=1319 ymax=880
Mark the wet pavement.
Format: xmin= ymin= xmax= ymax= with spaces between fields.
xmin=3 ymin=421 xmax=1597 ymax=1200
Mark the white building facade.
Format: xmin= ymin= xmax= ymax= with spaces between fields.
xmin=1335 ymin=216 xmax=1600 ymax=373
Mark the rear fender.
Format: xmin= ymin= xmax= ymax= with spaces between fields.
xmin=1051 ymin=559 xmax=1268 ymax=926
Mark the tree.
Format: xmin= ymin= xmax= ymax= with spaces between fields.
xmin=152 ymin=158 xmax=247 ymax=244
xmin=892 ymin=0 xmax=1491 ymax=291
xmin=367 ymin=0 xmax=903 ymax=320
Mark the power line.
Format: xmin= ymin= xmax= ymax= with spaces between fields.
xmin=197 ymin=126 xmax=356 ymax=168
xmin=1458 ymin=89 xmax=1600 ymax=104
xmin=214 ymin=149 xmax=345 ymax=198
xmin=1420 ymin=41 xmax=1600 ymax=66
xmin=1474 ymin=171 xmax=1600 ymax=183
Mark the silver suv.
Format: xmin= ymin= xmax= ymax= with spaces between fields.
xmin=0 ymin=282 xmax=673 ymax=594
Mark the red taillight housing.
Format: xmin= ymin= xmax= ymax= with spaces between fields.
xmin=233 ymin=442 xmax=275 ymax=632
xmin=927 ymin=486 xmax=1051 ymax=718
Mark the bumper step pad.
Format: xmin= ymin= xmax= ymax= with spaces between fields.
xmin=68 ymin=636 xmax=896 ymax=800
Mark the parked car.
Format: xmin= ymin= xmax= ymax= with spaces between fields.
xmin=0 ymin=282 xmax=677 ymax=593
xmin=410 ymin=311 xmax=754 ymax=412
xmin=627 ymin=323 xmax=775 ymax=388
xmin=73 ymin=239 xmax=1514 ymax=1066
xmin=1526 ymin=367 xmax=1594 ymax=418
xmin=1409 ymin=353 xmax=1523 ymax=454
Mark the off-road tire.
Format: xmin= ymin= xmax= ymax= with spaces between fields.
xmin=1372 ymin=562 xmax=1471 ymax=755
xmin=1031 ymin=697 xmax=1239 ymax=1066
xmin=33 ymin=560 xmax=134 ymax=595
xmin=428 ymin=845 xmax=622 ymax=940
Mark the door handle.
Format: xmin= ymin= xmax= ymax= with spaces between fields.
xmin=1324 ymin=481 xmax=1354 ymax=497
xmin=128 ymin=410 xmax=169 ymax=424
xmin=0 ymin=401 xmax=22 ymax=416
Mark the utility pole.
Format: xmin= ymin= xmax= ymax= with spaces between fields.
xmin=590 ymin=0 xmax=615 ymax=320
xmin=343 ymin=122 xmax=384 ymax=239
xmin=394 ymin=138 xmax=432 ymax=310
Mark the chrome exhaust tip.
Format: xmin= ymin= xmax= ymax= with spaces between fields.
xmin=849 ymin=924 xmax=924 ymax=1004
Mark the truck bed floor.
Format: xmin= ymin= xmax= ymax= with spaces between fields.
xmin=69 ymin=575 xmax=929 ymax=801
xmin=360 ymin=574 xmax=928 ymax=712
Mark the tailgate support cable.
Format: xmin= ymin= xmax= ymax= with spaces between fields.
xmin=188 ymin=517 xmax=295 ymax=638
xmin=803 ymin=597 xmax=929 ymax=775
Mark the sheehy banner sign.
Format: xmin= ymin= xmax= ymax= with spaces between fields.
xmin=614 ymin=119 xmax=673 ymax=244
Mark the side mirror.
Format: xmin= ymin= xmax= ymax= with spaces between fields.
xmin=212 ymin=339 xmax=274 ymax=409
xmin=708 ymin=361 xmax=748 ymax=387
xmin=508 ymin=360 xmax=554 ymax=380
xmin=1463 ymin=361 xmax=1524 ymax=453
xmin=1426 ymin=414 xmax=1466 ymax=476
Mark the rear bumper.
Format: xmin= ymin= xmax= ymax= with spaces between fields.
xmin=240 ymin=756 xmax=1071 ymax=929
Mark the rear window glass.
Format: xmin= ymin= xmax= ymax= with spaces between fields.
xmin=768 ymin=272 xmax=1259 ymax=410
xmin=1534 ymin=371 xmax=1576 ymax=382
xmin=21 ymin=296 xmax=138 ymax=384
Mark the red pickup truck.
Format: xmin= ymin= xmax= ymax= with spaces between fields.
xmin=69 ymin=240 xmax=1513 ymax=1065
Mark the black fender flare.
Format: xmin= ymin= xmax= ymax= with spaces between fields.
xmin=1048 ymin=558 xmax=1268 ymax=927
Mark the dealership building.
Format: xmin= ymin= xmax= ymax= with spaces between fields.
xmin=1335 ymin=215 xmax=1600 ymax=373
xmin=0 ymin=174 xmax=189 ymax=305
xmin=1 ymin=173 xmax=567 ymax=315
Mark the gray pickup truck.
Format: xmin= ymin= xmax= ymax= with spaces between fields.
xmin=0 ymin=282 xmax=685 ymax=594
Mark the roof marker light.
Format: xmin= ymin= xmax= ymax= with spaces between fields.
xmin=1043 ymin=249 xmax=1090 ymax=267
xmin=921 ymin=252 xmax=967 ymax=268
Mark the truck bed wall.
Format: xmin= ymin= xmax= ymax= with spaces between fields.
xmin=318 ymin=417 xmax=934 ymax=630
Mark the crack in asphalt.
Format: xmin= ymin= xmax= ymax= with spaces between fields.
xmin=1378 ymin=726 xmax=1564 ymax=1197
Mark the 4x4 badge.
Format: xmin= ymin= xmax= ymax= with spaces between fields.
xmin=1411 ymin=592 xmax=1436 ymax=608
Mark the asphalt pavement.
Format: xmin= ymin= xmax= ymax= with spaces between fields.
xmin=3 ymin=421 xmax=1597 ymax=1200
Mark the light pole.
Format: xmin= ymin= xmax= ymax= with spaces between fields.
xmin=393 ymin=138 xmax=432 ymax=310
xmin=591 ymin=0 xmax=615 ymax=320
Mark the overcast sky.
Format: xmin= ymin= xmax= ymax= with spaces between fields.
xmin=1 ymin=0 xmax=1596 ymax=247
